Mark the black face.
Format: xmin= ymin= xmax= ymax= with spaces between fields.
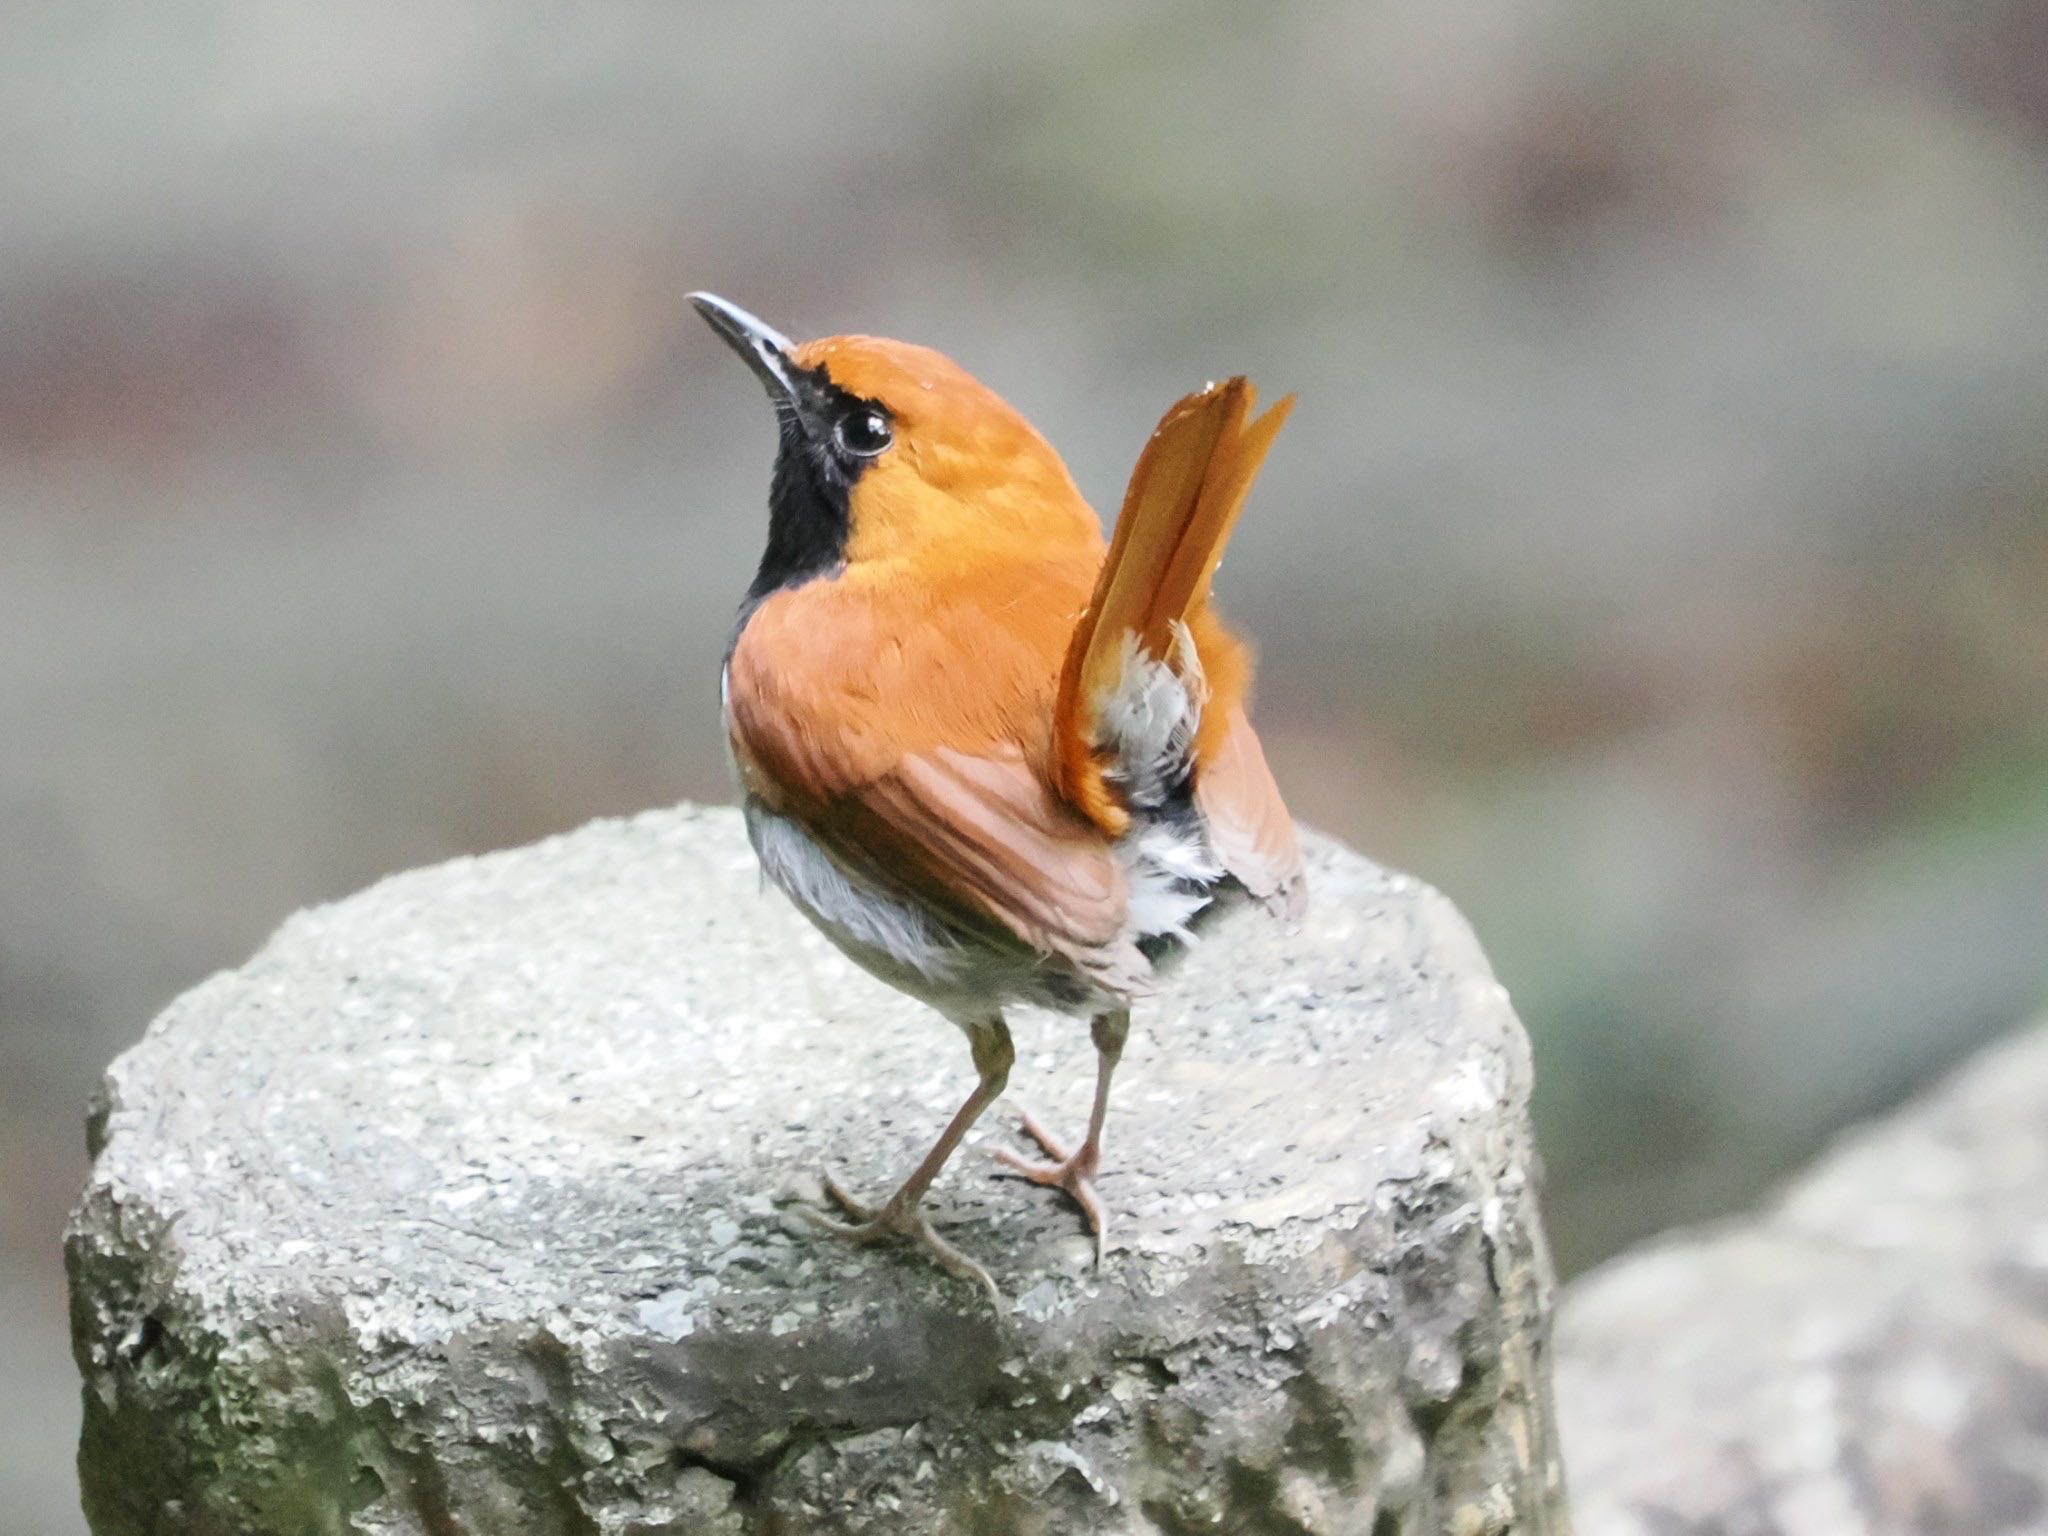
xmin=688 ymin=293 xmax=894 ymax=613
xmin=747 ymin=361 xmax=892 ymax=607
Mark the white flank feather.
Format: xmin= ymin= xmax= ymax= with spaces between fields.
xmin=1092 ymin=624 xmax=1224 ymax=941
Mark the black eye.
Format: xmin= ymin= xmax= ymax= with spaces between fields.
xmin=834 ymin=409 xmax=892 ymax=457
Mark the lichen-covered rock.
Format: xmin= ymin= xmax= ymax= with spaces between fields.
xmin=69 ymin=804 xmax=1565 ymax=1534
xmin=1558 ymin=1017 xmax=2048 ymax=1536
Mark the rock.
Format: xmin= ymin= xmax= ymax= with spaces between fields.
xmin=68 ymin=804 xmax=1566 ymax=1535
xmin=1557 ymin=1017 xmax=2048 ymax=1536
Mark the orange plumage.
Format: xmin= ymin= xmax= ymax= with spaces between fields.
xmin=1057 ymin=377 xmax=1294 ymax=834
xmin=693 ymin=294 xmax=1302 ymax=1294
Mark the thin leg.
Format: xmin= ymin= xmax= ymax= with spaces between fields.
xmin=995 ymin=1009 xmax=1130 ymax=1261
xmin=806 ymin=1016 xmax=1014 ymax=1299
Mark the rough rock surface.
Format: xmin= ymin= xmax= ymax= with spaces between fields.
xmin=70 ymin=804 xmax=1565 ymax=1535
xmin=1558 ymin=1016 xmax=2048 ymax=1536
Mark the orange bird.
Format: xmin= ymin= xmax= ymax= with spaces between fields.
xmin=693 ymin=293 xmax=1304 ymax=1294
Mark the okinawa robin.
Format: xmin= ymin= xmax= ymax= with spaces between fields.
xmin=692 ymin=293 xmax=1304 ymax=1295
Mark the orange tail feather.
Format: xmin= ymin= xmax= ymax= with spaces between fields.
xmin=1056 ymin=377 xmax=1294 ymax=835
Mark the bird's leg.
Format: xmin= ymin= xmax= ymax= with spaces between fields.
xmin=995 ymin=1009 xmax=1129 ymax=1260
xmin=808 ymin=1015 xmax=1014 ymax=1299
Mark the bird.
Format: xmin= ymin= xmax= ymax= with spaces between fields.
xmin=692 ymin=292 xmax=1304 ymax=1296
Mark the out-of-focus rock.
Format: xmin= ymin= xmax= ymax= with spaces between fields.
xmin=1558 ymin=1015 xmax=2048 ymax=1535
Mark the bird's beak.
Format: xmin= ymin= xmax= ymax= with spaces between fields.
xmin=689 ymin=292 xmax=800 ymax=408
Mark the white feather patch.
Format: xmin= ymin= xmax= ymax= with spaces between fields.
xmin=1120 ymin=819 xmax=1222 ymax=941
xmin=1092 ymin=626 xmax=1206 ymax=812
xmin=747 ymin=806 xmax=962 ymax=981
xmin=1086 ymin=626 xmax=1226 ymax=942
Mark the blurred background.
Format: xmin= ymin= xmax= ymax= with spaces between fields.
xmin=5 ymin=2 xmax=2048 ymax=1528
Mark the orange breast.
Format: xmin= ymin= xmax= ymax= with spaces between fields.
xmin=725 ymin=544 xmax=1147 ymax=968
xmin=726 ymin=543 xmax=1103 ymax=814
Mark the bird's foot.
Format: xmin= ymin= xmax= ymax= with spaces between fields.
xmin=993 ymin=1110 xmax=1108 ymax=1263
xmin=801 ymin=1171 xmax=1003 ymax=1302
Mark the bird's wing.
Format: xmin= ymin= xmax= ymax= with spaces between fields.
xmin=727 ymin=569 xmax=1145 ymax=981
xmin=1194 ymin=703 xmax=1307 ymax=918
xmin=840 ymin=745 xmax=1136 ymax=962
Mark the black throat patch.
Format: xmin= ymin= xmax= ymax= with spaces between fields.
xmin=740 ymin=362 xmax=885 ymax=613
xmin=746 ymin=418 xmax=856 ymax=606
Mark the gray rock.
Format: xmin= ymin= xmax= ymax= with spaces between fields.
xmin=68 ymin=804 xmax=1566 ymax=1535
xmin=1558 ymin=1016 xmax=2048 ymax=1536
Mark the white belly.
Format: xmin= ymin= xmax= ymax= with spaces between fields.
xmin=742 ymin=799 xmax=1108 ymax=1025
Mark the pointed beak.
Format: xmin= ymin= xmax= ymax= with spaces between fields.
xmin=689 ymin=292 xmax=800 ymax=407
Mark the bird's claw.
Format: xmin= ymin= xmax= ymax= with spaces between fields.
xmin=817 ymin=1170 xmax=880 ymax=1224
xmin=802 ymin=1170 xmax=1004 ymax=1302
xmin=993 ymin=1110 xmax=1108 ymax=1264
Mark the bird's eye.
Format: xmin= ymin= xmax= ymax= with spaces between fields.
xmin=835 ymin=409 xmax=892 ymax=457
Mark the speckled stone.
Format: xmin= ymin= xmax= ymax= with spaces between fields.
xmin=68 ymin=804 xmax=1566 ymax=1535
xmin=1558 ymin=1017 xmax=2048 ymax=1536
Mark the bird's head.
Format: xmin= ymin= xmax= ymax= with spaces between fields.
xmin=691 ymin=293 xmax=1098 ymax=602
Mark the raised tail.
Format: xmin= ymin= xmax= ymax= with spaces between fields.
xmin=1055 ymin=377 xmax=1294 ymax=837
